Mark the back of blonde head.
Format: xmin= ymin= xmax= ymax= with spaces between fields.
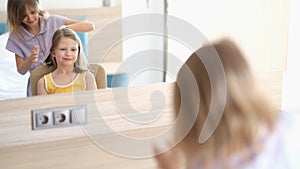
xmin=175 ymin=38 xmax=278 ymax=169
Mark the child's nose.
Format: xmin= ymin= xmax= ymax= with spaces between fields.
xmin=28 ymin=15 xmax=33 ymax=20
xmin=66 ymin=49 xmax=72 ymax=55
xmin=27 ymin=14 xmax=35 ymax=21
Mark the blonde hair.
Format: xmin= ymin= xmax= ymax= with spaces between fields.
xmin=7 ymin=0 xmax=48 ymax=34
xmin=175 ymin=38 xmax=278 ymax=169
xmin=46 ymin=28 xmax=89 ymax=73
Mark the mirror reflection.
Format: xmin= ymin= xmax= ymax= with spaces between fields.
xmin=0 ymin=0 xmax=169 ymax=100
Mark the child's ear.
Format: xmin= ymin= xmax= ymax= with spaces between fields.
xmin=51 ymin=53 xmax=55 ymax=60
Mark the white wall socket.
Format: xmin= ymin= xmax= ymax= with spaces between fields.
xmin=36 ymin=111 xmax=53 ymax=128
xmin=54 ymin=109 xmax=70 ymax=126
xmin=32 ymin=105 xmax=87 ymax=130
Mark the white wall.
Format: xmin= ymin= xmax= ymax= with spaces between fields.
xmin=166 ymin=0 xmax=200 ymax=82
xmin=0 ymin=0 xmax=7 ymax=11
xmin=41 ymin=0 xmax=103 ymax=10
xmin=282 ymin=0 xmax=300 ymax=111
xmin=168 ymin=0 xmax=293 ymax=110
xmin=167 ymin=0 xmax=213 ymax=63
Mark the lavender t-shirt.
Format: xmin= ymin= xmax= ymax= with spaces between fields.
xmin=5 ymin=15 xmax=66 ymax=96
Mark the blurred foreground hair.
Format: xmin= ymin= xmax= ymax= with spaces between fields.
xmin=175 ymin=38 xmax=278 ymax=169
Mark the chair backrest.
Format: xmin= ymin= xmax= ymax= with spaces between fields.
xmin=89 ymin=63 xmax=107 ymax=89
xmin=30 ymin=63 xmax=107 ymax=96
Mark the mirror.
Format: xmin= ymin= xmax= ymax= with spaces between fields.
xmin=0 ymin=0 xmax=169 ymax=100
xmin=87 ymin=0 xmax=169 ymax=87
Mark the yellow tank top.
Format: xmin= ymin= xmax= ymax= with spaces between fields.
xmin=44 ymin=72 xmax=86 ymax=94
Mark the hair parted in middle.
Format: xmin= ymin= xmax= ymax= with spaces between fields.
xmin=46 ymin=28 xmax=89 ymax=73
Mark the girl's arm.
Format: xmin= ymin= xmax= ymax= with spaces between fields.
xmin=64 ymin=19 xmax=95 ymax=32
xmin=15 ymin=46 xmax=39 ymax=75
xmin=37 ymin=77 xmax=48 ymax=95
xmin=85 ymin=71 xmax=97 ymax=90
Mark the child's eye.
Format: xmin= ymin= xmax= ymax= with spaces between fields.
xmin=59 ymin=48 xmax=66 ymax=51
xmin=71 ymin=48 xmax=78 ymax=52
xmin=31 ymin=10 xmax=37 ymax=15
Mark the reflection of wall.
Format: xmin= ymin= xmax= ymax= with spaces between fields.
xmin=0 ymin=0 xmax=7 ymax=11
xmin=0 ymin=0 xmax=103 ymax=11
xmin=42 ymin=0 xmax=103 ymax=9
xmin=168 ymin=0 xmax=289 ymax=109
xmin=48 ymin=7 xmax=122 ymax=63
xmin=122 ymin=0 xmax=166 ymax=86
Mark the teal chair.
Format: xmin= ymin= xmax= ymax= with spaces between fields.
xmin=106 ymin=73 xmax=129 ymax=88
xmin=74 ymin=18 xmax=88 ymax=56
xmin=0 ymin=22 xmax=8 ymax=35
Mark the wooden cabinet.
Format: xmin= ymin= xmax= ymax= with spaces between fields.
xmin=0 ymin=83 xmax=176 ymax=169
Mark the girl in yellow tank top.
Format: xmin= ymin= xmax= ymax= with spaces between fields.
xmin=44 ymin=72 xmax=86 ymax=94
xmin=37 ymin=28 xmax=97 ymax=95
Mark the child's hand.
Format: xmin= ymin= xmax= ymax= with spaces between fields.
xmin=153 ymin=142 xmax=181 ymax=169
xmin=29 ymin=46 xmax=39 ymax=64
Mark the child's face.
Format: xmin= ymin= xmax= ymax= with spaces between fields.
xmin=53 ymin=37 xmax=79 ymax=66
xmin=21 ymin=5 xmax=39 ymax=28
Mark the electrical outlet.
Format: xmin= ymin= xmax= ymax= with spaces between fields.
xmin=33 ymin=111 xmax=53 ymax=130
xmin=54 ymin=109 xmax=70 ymax=126
xmin=32 ymin=105 xmax=87 ymax=130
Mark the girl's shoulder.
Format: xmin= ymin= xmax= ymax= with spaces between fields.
xmin=41 ymin=14 xmax=66 ymax=26
xmin=46 ymin=14 xmax=67 ymax=20
xmin=7 ymin=28 xmax=24 ymax=39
